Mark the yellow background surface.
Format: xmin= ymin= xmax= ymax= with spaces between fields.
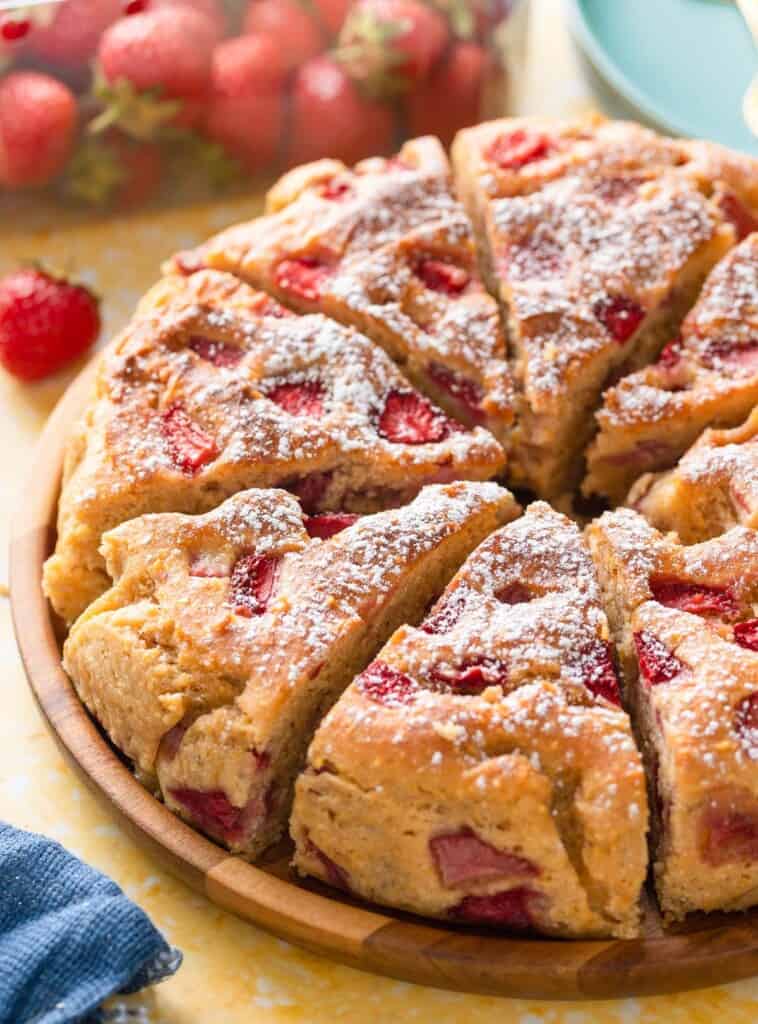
xmin=2 ymin=3 xmax=757 ymax=1020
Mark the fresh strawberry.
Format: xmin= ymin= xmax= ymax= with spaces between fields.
xmin=63 ymin=132 xmax=163 ymax=209
xmin=26 ymin=0 xmax=124 ymax=69
xmin=95 ymin=8 xmax=216 ymax=135
xmin=407 ymin=42 xmax=489 ymax=145
xmin=304 ymin=513 xmax=360 ymax=538
xmin=593 ymin=295 xmax=645 ymax=344
xmin=337 ymin=0 xmax=449 ymax=98
xmin=268 ymin=380 xmax=326 ymax=418
xmin=0 ymin=72 xmax=78 ymax=189
xmin=378 ymin=389 xmax=453 ymax=444
xmin=311 ymin=0 xmax=353 ymax=35
xmin=205 ymin=34 xmax=285 ymax=172
xmin=231 ymin=553 xmax=280 ymax=617
xmin=244 ymin=0 xmax=325 ymax=73
xmin=357 ymin=660 xmax=418 ymax=705
xmin=161 ymin=405 xmax=218 ymax=474
xmin=0 ymin=268 xmax=100 ymax=381
xmin=133 ymin=0 xmax=228 ymax=41
xmin=287 ymin=55 xmax=395 ymax=166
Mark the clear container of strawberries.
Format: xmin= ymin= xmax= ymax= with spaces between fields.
xmin=0 ymin=0 xmax=528 ymax=217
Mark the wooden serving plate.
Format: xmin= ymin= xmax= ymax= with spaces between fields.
xmin=10 ymin=359 xmax=758 ymax=1001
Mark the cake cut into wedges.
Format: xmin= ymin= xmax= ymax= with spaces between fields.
xmin=584 ymin=233 xmax=758 ymax=502
xmin=43 ymin=273 xmax=505 ymax=625
xmin=63 ymin=483 xmax=518 ymax=859
xmin=167 ymin=136 xmax=517 ymax=449
xmin=587 ymin=509 xmax=758 ymax=921
xmin=629 ymin=407 xmax=758 ymax=543
xmin=452 ymin=119 xmax=736 ymax=496
xmin=292 ymin=502 xmax=648 ymax=938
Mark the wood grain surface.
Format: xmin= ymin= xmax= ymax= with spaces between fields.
xmin=10 ymin=359 xmax=758 ymax=1000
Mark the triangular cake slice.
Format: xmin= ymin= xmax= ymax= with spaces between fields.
xmin=587 ymin=509 xmax=758 ymax=921
xmin=43 ymin=271 xmax=505 ymax=625
xmin=292 ymin=502 xmax=647 ymax=938
xmin=63 ymin=483 xmax=518 ymax=859
xmin=452 ymin=117 xmax=737 ymax=496
xmin=167 ymin=137 xmax=517 ymax=449
xmin=629 ymin=407 xmax=758 ymax=543
xmin=585 ymin=234 xmax=758 ymax=502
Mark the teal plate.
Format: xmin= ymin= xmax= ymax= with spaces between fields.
xmin=569 ymin=0 xmax=758 ymax=153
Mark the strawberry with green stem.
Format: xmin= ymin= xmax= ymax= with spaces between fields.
xmin=336 ymin=0 xmax=449 ymax=99
xmin=0 ymin=268 xmax=101 ymax=381
xmin=92 ymin=7 xmax=216 ymax=139
xmin=62 ymin=131 xmax=163 ymax=209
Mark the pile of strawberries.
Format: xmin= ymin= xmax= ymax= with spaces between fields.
xmin=0 ymin=0 xmax=517 ymax=209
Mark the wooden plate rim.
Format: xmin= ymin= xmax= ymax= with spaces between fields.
xmin=9 ymin=357 xmax=758 ymax=1001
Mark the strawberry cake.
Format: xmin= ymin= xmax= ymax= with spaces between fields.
xmin=587 ymin=510 xmax=758 ymax=920
xmin=585 ymin=233 xmax=758 ymax=502
xmin=43 ymin=270 xmax=504 ymax=625
xmin=292 ymin=503 xmax=648 ymax=937
xmin=42 ymin=118 xmax=758 ymax=936
xmin=629 ymin=407 xmax=758 ymax=543
xmin=166 ymin=136 xmax=517 ymax=451
xmin=63 ymin=483 xmax=518 ymax=857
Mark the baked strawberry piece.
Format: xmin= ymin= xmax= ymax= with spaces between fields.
xmin=43 ymin=270 xmax=505 ymax=625
xmin=166 ymin=136 xmax=517 ymax=454
xmin=585 ymin=233 xmax=758 ymax=502
xmin=292 ymin=502 xmax=647 ymax=938
xmin=629 ymin=407 xmax=758 ymax=543
xmin=587 ymin=509 xmax=758 ymax=920
xmin=63 ymin=483 xmax=518 ymax=858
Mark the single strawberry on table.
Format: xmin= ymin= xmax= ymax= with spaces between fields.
xmin=336 ymin=0 xmax=449 ymax=98
xmin=0 ymin=71 xmax=78 ymax=188
xmin=287 ymin=54 xmax=395 ymax=167
xmin=0 ymin=269 xmax=101 ymax=382
xmin=205 ymin=34 xmax=286 ymax=172
xmin=243 ymin=0 xmax=326 ymax=73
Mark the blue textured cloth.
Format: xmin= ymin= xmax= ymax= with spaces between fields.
xmin=0 ymin=822 xmax=182 ymax=1024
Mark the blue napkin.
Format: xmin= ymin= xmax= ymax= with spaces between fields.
xmin=0 ymin=822 xmax=182 ymax=1024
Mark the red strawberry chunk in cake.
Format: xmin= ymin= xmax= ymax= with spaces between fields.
xmin=168 ymin=787 xmax=245 ymax=843
xmin=580 ymin=641 xmax=621 ymax=706
xmin=734 ymin=693 xmax=758 ymax=752
xmin=484 ymin=129 xmax=553 ymax=170
xmin=648 ymin=577 xmax=740 ymax=619
xmin=304 ymin=513 xmax=359 ymax=539
xmin=230 ymin=553 xmax=280 ymax=617
xmin=734 ymin=619 xmax=758 ymax=652
xmin=419 ymin=589 xmax=466 ymax=635
xmin=414 ymin=257 xmax=470 ymax=295
xmin=593 ymin=295 xmax=646 ymax=344
xmin=161 ymin=404 xmax=218 ymax=475
xmin=378 ymin=390 xmax=453 ymax=445
xmin=188 ymin=334 xmax=244 ymax=367
xmin=633 ymin=630 xmax=684 ymax=686
xmin=717 ymin=191 xmax=758 ymax=241
xmin=274 ymin=257 xmax=333 ymax=302
xmin=700 ymin=805 xmax=758 ymax=866
xmin=288 ymin=471 xmax=333 ymax=513
xmin=427 ymin=364 xmax=486 ymax=424
xmin=494 ymin=581 xmax=533 ymax=605
xmin=320 ymin=179 xmax=353 ymax=201
xmin=268 ymin=379 xmax=325 ymax=418
xmin=307 ymin=840 xmax=352 ymax=891
xmin=430 ymin=829 xmax=539 ymax=887
xmin=453 ymin=887 xmax=542 ymax=928
xmin=429 ymin=654 xmax=509 ymax=694
xmin=357 ymin=660 xmax=418 ymax=705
